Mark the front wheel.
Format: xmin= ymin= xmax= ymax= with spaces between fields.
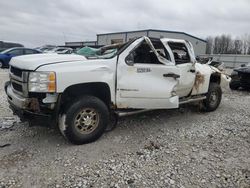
xmin=59 ymin=96 xmax=109 ymax=145
xmin=202 ymin=83 xmax=222 ymax=112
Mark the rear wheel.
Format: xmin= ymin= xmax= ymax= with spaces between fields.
xmin=60 ymin=96 xmax=109 ymax=145
xmin=0 ymin=61 xmax=3 ymax=68
xmin=202 ymin=83 xmax=222 ymax=112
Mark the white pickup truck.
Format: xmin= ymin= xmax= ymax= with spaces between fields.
xmin=5 ymin=36 xmax=230 ymax=144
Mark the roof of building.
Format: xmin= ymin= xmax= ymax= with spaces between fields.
xmin=97 ymin=29 xmax=206 ymax=43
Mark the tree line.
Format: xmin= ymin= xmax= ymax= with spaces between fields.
xmin=206 ymin=34 xmax=250 ymax=55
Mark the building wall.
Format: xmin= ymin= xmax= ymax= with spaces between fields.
xmin=148 ymin=31 xmax=206 ymax=55
xmin=97 ymin=33 xmax=126 ymax=45
xmin=97 ymin=31 xmax=149 ymax=45
xmin=126 ymin=31 xmax=148 ymax=41
xmin=97 ymin=30 xmax=206 ymax=55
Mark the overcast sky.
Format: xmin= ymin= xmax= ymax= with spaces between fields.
xmin=0 ymin=0 xmax=249 ymax=47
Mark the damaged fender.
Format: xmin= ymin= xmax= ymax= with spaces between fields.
xmin=191 ymin=64 xmax=231 ymax=95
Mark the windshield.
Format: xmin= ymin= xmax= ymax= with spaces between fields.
xmin=76 ymin=43 xmax=125 ymax=59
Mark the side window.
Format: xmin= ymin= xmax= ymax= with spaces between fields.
xmin=133 ymin=40 xmax=157 ymax=64
xmin=168 ymin=42 xmax=190 ymax=64
xmin=8 ymin=49 xmax=23 ymax=56
xmin=127 ymin=39 xmax=170 ymax=65
xmin=25 ymin=49 xmax=37 ymax=55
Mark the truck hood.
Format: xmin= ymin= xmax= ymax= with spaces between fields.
xmin=10 ymin=54 xmax=87 ymax=70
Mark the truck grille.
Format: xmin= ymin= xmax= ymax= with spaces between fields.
xmin=12 ymin=82 xmax=23 ymax=93
xmin=9 ymin=66 xmax=29 ymax=97
xmin=10 ymin=66 xmax=23 ymax=77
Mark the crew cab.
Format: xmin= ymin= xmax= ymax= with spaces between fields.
xmin=5 ymin=37 xmax=230 ymax=144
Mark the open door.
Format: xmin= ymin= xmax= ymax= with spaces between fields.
xmin=116 ymin=37 xmax=180 ymax=109
xmin=162 ymin=39 xmax=196 ymax=97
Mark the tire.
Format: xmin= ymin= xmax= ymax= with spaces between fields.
xmin=202 ymin=83 xmax=222 ymax=112
xmin=106 ymin=112 xmax=118 ymax=132
xmin=60 ymin=96 xmax=109 ymax=145
xmin=0 ymin=61 xmax=3 ymax=69
xmin=229 ymin=81 xmax=240 ymax=90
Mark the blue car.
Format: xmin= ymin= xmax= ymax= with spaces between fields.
xmin=0 ymin=47 xmax=41 ymax=68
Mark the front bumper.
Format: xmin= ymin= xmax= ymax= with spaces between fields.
xmin=5 ymin=81 xmax=30 ymax=110
xmin=5 ymin=82 xmax=53 ymax=125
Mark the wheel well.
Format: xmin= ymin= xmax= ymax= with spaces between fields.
xmin=210 ymin=72 xmax=221 ymax=85
xmin=0 ymin=60 xmax=4 ymax=67
xmin=60 ymin=82 xmax=111 ymax=111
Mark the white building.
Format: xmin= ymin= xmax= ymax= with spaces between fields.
xmin=97 ymin=29 xmax=207 ymax=55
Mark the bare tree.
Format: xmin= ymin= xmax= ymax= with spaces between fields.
xmin=206 ymin=33 xmax=250 ymax=54
xmin=213 ymin=36 xmax=220 ymax=54
xmin=205 ymin=36 xmax=213 ymax=54
xmin=224 ymin=35 xmax=233 ymax=54
xmin=241 ymin=34 xmax=249 ymax=55
xmin=247 ymin=34 xmax=250 ymax=55
xmin=233 ymin=39 xmax=243 ymax=54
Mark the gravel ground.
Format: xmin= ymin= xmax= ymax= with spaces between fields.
xmin=0 ymin=68 xmax=249 ymax=188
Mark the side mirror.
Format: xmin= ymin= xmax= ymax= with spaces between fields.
xmin=125 ymin=52 xmax=135 ymax=66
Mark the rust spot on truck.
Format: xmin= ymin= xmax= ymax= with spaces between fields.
xmin=110 ymin=102 xmax=117 ymax=110
xmin=194 ymin=71 xmax=205 ymax=91
xmin=117 ymin=102 xmax=129 ymax=109
xmin=29 ymin=98 xmax=40 ymax=112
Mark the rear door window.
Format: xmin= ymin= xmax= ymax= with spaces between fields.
xmin=8 ymin=49 xmax=24 ymax=56
xmin=25 ymin=49 xmax=38 ymax=55
xmin=168 ymin=42 xmax=190 ymax=64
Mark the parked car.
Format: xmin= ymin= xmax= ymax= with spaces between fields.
xmin=0 ymin=47 xmax=41 ymax=68
xmin=35 ymin=45 xmax=57 ymax=53
xmin=44 ymin=47 xmax=73 ymax=54
xmin=5 ymin=36 xmax=230 ymax=144
xmin=230 ymin=65 xmax=250 ymax=90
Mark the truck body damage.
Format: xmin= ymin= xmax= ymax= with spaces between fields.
xmin=5 ymin=36 xmax=230 ymax=144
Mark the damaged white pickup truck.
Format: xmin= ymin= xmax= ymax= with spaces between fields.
xmin=5 ymin=36 xmax=230 ymax=144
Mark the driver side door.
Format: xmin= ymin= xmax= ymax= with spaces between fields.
xmin=116 ymin=37 xmax=180 ymax=109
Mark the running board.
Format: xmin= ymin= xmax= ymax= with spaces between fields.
xmin=116 ymin=96 xmax=206 ymax=117
xmin=116 ymin=109 xmax=154 ymax=117
xmin=179 ymin=96 xmax=206 ymax=105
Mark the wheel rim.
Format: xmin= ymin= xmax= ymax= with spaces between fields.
xmin=209 ymin=91 xmax=218 ymax=107
xmin=74 ymin=108 xmax=99 ymax=134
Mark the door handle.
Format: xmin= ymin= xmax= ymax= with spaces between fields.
xmin=189 ymin=69 xmax=195 ymax=73
xmin=163 ymin=73 xmax=180 ymax=79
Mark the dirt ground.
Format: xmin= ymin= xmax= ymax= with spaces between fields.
xmin=0 ymin=68 xmax=249 ymax=188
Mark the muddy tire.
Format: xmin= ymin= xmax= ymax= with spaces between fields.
xmin=202 ymin=83 xmax=222 ymax=112
xmin=60 ymin=96 xmax=109 ymax=145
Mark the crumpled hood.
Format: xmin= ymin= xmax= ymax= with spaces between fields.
xmin=10 ymin=54 xmax=87 ymax=70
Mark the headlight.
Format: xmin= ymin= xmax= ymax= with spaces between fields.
xmin=28 ymin=72 xmax=56 ymax=92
